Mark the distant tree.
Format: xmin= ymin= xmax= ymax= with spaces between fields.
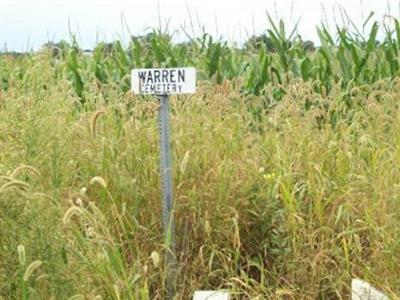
xmin=303 ymin=40 xmax=316 ymax=52
xmin=41 ymin=40 xmax=70 ymax=57
xmin=102 ymin=42 xmax=116 ymax=55
xmin=245 ymin=34 xmax=276 ymax=51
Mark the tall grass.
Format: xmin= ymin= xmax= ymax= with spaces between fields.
xmin=1 ymin=16 xmax=400 ymax=299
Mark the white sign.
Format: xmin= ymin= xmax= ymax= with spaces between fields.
xmin=352 ymin=279 xmax=389 ymax=300
xmin=193 ymin=291 xmax=230 ymax=300
xmin=131 ymin=67 xmax=196 ymax=95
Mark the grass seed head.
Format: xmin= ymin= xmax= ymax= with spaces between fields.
xmin=205 ymin=220 xmax=211 ymax=237
xmin=150 ymin=251 xmax=160 ymax=268
xmin=180 ymin=150 xmax=190 ymax=175
xmin=63 ymin=206 xmax=83 ymax=224
xmin=90 ymin=109 xmax=106 ymax=138
xmin=0 ymin=180 xmax=30 ymax=195
xmin=89 ymin=176 xmax=107 ymax=188
xmin=17 ymin=245 xmax=26 ymax=265
xmin=23 ymin=260 xmax=42 ymax=281
xmin=10 ymin=164 xmax=40 ymax=178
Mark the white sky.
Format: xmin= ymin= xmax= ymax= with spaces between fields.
xmin=1 ymin=0 xmax=399 ymax=51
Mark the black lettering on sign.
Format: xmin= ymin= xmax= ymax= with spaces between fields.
xmin=138 ymin=71 xmax=146 ymax=82
xmin=171 ymin=83 xmax=177 ymax=93
xmin=154 ymin=70 xmax=161 ymax=83
xmin=170 ymin=70 xmax=176 ymax=83
xmin=134 ymin=68 xmax=193 ymax=94
xmin=178 ymin=69 xmax=185 ymax=82
xmin=162 ymin=70 xmax=169 ymax=82
xmin=147 ymin=71 xmax=153 ymax=83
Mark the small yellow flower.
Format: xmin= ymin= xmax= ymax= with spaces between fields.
xmin=263 ymin=172 xmax=276 ymax=181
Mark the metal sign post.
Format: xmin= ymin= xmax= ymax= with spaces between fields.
xmin=158 ymin=93 xmax=176 ymax=298
xmin=131 ymin=67 xmax=196 ymax=299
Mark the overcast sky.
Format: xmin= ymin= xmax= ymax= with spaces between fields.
xmin=1 ymin=0 xmax=399 ymax=51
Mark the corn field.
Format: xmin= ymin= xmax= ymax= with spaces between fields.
xmin=4 ymin=15 xmax=400 ymax=99
xmin=1 ymin=16 xmax=400 ymax=299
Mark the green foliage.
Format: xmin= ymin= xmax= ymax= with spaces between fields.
xmin=2 ymin=15 xmax=400 ymax=299
xmin=18 ymin=16 xmax=400 ymax=101
xmin=4 ymin=15 xmax=397 ymax=104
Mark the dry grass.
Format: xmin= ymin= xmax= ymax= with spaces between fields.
xmin=1 ymin=53 xmax=400 ymax=299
